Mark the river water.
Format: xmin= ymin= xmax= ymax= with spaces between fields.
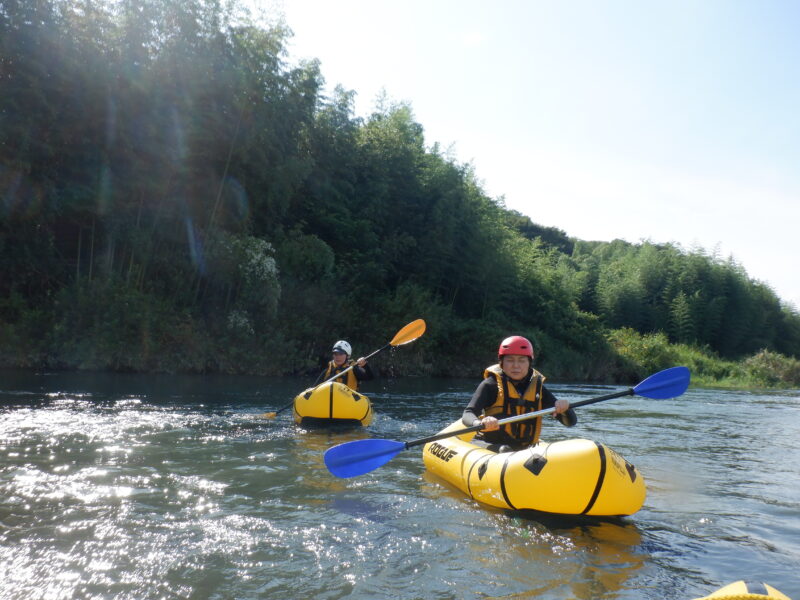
xmin=1 ymin=370 xmax=798 ymax=600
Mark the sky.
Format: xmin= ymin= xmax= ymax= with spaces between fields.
xmin=265 ymin=0 xmax=799 ymax=308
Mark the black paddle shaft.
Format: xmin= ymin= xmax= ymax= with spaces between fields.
xmin=570 ymin=388 xmax=634 ymax=408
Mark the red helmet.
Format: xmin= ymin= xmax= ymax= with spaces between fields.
xmin=498 ymin=335 xmax=534 ymax=358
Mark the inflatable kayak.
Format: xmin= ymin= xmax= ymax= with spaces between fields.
xmin=422 ymin=420 xmax=645 ymax=516
xmin=693 ymin=580 xmax=792 ymax=600
xmin=293 ymin=382 xmax=372 ymax=426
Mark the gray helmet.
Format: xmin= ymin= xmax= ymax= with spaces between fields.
xmin=332 ymin=340 xmax=352 ymax=356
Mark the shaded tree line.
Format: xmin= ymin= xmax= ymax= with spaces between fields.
xmin=1 ymin=0 xmax=798 ymax=380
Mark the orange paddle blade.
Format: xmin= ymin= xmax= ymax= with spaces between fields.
xmin=389 ymin=319 xmax=426 ymax=346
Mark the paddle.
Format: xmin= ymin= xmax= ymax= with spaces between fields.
xmin=324 ymin=366 xmax=691 ymax=478
xmin=261 ymin=319 xmax=427 ymax=418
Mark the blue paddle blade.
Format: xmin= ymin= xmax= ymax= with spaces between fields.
xmin=324 ymin=439 xmax=407 ymax=478
xmin=634 ymin=366 xmax=690 ymax=399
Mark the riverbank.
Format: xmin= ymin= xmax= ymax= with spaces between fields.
xmin=2 ymin=317 xmax=799 ymax=388
xmin=607 ymin=328 xmax=800 ymax=389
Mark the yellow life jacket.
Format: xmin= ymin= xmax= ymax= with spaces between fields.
xmin=482 ymin=363 xmax=546 ymax=446
xmin=324 ymin=360 xmax=359 ymax=390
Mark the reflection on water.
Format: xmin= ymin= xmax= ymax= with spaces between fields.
xmin=420 ymin=468 xmax=648 ymax=599
xmin=1 ymin=372 xmax=799 ymax=599
xmin=500 ymin=518 xmax=645 ymax=600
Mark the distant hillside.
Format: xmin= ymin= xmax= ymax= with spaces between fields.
xmin=2 ymin=0 xmax=798 ymax=381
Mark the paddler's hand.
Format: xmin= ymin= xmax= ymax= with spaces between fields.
xmin=552 ymin=398 xmax=570 ymax=417
xmin=478 ymin=416 xmax=499 ymax=431
xmin=356 ymin=357 xmax=367 ymax=367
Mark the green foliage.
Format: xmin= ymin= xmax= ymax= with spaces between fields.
xmin=607 ymin=328 xmax=800 ymax=389
xmin=204 ymin=231 xmax=280 ymax=318
xmin=669 ymin=291 xmax=695 ymax=344
xmin=741 ymin=349 xmax=800 ymax=387
xmin=503 ymin=210 xmax=574 ymax=254
xmin=276 ymin=232 xmax=335 ymax=282
xmin=1 ymin=0 xmax=799 ymax=384
xmin=48 ymin=279 xmax=210 ymax=372
xmin=573 ymin=240 xmax=800 ymax=359
xmin=607 ymin=328 xmax=682 ymax=380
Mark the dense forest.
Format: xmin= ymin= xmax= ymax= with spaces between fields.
xmin=2 ymin=0 xmax=799 ymax=385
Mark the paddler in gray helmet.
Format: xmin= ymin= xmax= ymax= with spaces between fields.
xmin=318 ymin=340 xmax=374 ymax=391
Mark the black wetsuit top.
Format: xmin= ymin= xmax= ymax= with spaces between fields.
xmin=462 ymin=374 xmax=577 ymax=448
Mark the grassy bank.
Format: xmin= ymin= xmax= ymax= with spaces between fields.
xmin=608 ymin=328 xmax=800 ymax=390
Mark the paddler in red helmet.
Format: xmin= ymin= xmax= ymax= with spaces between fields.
xmin=462 ymin=335 xmax=576 ymax=452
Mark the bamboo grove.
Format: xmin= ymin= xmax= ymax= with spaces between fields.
xmin=2 ymin=0 xmax=799 ymax=384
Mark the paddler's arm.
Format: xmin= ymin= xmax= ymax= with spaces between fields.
xmin=542 ymin=386 xmax=577 ymax=426
xmin=353 ymin=359 xmax=374 ymax=381
xmin=462 ymin=378 xmax=500 ymax=431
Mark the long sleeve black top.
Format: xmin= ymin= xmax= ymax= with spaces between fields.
xmin=462 ymin=374 xmax=577 ymax=446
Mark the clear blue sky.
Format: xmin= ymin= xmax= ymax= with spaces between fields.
xmin=266 ymin=0 xmax=800 ymax=308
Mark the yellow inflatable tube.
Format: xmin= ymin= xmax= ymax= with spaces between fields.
xmin=422 ymin=420 xmax=645 ymax=516
xmin=693 ymin=580 xmax=792 ymax=600
xmin=293 ymin=382 xmax=372 ymax=426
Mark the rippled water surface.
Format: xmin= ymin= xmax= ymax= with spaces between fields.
xmin=1 ymin=370 xmax=798 ymax=599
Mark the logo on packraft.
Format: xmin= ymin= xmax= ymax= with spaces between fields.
xmin=427 ymin=442 xmax=458 ymax=462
